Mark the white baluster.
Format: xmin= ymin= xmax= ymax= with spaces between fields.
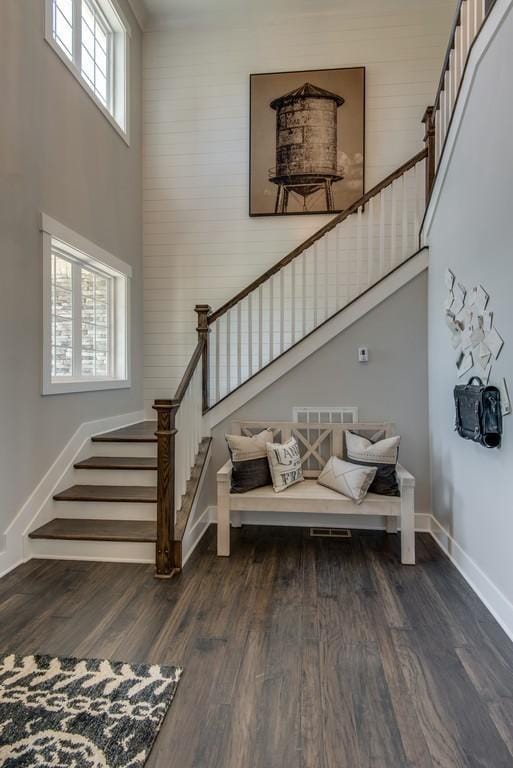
xmin=248 ymin=293 xmax=253 ymax=378
xmin=258 ymin=284 xmax=263 ymax=371
xmin=367 ymin=195 xmax=374 ymax=285
xmin=291 ymin=260 xmax=296 ymax=345
xmin=401 ymin=172 xmax=408 ymax=261
xmin=379 ymin=188 xmax=385 ymax=277
xmin=237 ymin=301 xmax=242 ymax=387
xmin=435 ymin=106 xmax=442 ymax=167
xmin=215 ymin=319 xmax=220 ymax=403
xmin=226 ymin=309 xmax=231 ymax=395
xmin=390 ymin=182 xmax=398 ymax=267
xmin=335 ymin=224 xmax=341 ymax=309
xmin=302 ymin=250 xmax=307 ymax=337
xmin=280 ymin=268 xmax=284 ymax=354
xmin=324 ymin=236 xmax=329 ymax=321
xmin=356 ymin=205 xmax=363 ymax=289
xmin=414 ymin=162 xmax=420 ymax=249
xmin=313 ymin=242 xmax=318 ymax=327
xmin=269 ymin=275 xmax=274 ymax=362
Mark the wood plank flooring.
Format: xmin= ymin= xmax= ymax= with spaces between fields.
xmin=1 ymin=526 xmax=513 ymax=768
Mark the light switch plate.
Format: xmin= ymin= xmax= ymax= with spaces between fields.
xmin=358 ymin=347 xmax=369 ymax=363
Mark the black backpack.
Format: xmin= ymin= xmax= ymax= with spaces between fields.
xmin=454 ymin=376 xmax=502 ymax=449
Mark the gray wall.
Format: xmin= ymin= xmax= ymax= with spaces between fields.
xmin=199 ymin=272 xmax=430 ymax=522
xmin=426 ymin=4 xmax=513 ymax=615
xmin=0 ymin=1 xmax=143 ymax=536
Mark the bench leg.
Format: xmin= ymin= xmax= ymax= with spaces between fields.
xmin=386 ymin=516 xmax=398 ymax=534
xmin=231 ymin=511 xmax=242 ymax=528
xmin=400 ymin=485 xmax=415 ymax=565
xmin=217 ymin=481 xmax=230 ymax=557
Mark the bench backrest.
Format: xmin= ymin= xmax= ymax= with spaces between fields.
xmin=231 ymin=421 xmax=395 ymax=478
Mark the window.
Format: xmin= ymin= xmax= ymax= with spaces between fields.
xmin=45 ymin=0 xmax=129 ymax=140
xmin=42 ymin=214 xmax=131 ymax=395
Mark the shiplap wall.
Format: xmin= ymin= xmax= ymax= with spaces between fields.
xmin=143 ymin=3 xmax=454 ymax=411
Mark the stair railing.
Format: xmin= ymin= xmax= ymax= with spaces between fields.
xmin=153 ymin=305 xmax=210 ymax=578
xmin=423 ymin=0 xmax=496 ymax=198
xmin=204 ymin=149 xmax=427 ymax=408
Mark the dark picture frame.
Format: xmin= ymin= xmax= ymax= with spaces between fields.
xmin=249 ymin=66 xmax=365 ymax=217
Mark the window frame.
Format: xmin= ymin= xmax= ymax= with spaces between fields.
xmin=44 ymin=0 xmax=130 ymax=144
xmin=42 ymin=213 xmax=132 ymax=395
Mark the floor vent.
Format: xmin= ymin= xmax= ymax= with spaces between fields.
xmin=310 ymin=527 xmax=352 ymax=539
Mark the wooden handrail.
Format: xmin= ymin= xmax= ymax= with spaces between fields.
xmin=174 ymin=339 xmax=204 ymax=404
xmin=208 ymin=149 xmax=427 ymax=325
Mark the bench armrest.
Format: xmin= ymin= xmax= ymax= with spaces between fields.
xmin=217 ymin=460 xmax=232 ymax=484
xmin=396 ymin=463 xmax=415 ymax=489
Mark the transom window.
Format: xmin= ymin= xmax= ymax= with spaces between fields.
xmin=81 ymin=0 xmax=112 ymax=107
xmin=42 ymin=214 xmax=131 ymax=395
xmin=45 ymin=0 xmax=129 ymax=138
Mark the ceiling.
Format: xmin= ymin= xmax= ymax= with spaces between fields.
xmin=141 ymin=0 xmax=449 ymax=25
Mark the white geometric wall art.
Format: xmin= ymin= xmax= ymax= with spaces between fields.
xmin=443 ymin=275 xmax=509 ymax=414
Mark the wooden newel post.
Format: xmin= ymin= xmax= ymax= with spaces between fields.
xmin=153 ymin=399 xmax=180 ymax=578
xmin=422 ymin=106 xmax=436 ymax=201
xmin=195 ymin=304 xmax=212 ymax=412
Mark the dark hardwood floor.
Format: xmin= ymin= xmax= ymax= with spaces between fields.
xmin=1 ymin=526 xmax=513 ymax=767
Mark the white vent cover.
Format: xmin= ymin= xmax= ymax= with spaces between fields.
xmin=292 ymin=406 xmax=359 ymax=424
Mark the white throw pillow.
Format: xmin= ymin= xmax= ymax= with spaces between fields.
xmin=266 ymin=437 xmax=303 ymax=493
xmin=317 ymin=456 xmax=377 ymax=504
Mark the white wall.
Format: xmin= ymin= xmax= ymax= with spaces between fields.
xmin=0 ymin=1 xmax=143 ymax=540
xmin=196 ymin=272 xmax=430 ymax=526
xmin=426 ymin=0 xmax=513 ymax=635
xmin=142 ymin=2 xmax=455 ymax=410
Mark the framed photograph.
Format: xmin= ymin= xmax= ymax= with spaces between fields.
xmin=250 ymin=67 xmax=365 ymax=217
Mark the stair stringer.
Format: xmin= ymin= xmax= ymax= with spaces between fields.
xmin=204 ymin=248 xmax=428 ymax=430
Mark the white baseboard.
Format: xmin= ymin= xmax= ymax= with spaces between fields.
xmin=0 ymin=410 xmax=145 ymax=576
xmin=429 ymin=515 xmax=513 ymax=644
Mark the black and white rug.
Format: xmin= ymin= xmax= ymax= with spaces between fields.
xmin=0 ymin=653 xmax=182 ymax=767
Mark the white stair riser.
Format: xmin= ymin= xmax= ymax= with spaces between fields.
xmin=50 ymin=501 xmax=157 ymax=521
xmin=71 ymin=469 xmax=156 ymax=486
xmin=88 ymin=442 xmax=157 ymax=458
xmin=28 ymin=538 xmax=155 ymax=564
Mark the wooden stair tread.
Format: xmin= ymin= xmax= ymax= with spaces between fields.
xmin=29 ymin=518 xmax=156 ymax=543
xmin=53 ymin=485 xmax=157 ymax=503
xmin=74 ymin=456 xmax=157 ymax=470
xmin=92 ymin=421 xmax=157 ymax=443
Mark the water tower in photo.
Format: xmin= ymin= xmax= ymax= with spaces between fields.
xmin=269 ymin=82 xmax=345 ymax=213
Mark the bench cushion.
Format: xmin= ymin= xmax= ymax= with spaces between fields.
xmin=229 ymin=479 xmax=401 ymax=516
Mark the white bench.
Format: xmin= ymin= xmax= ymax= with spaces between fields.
xmin=216 ymin=421 xmax=415 ymax=565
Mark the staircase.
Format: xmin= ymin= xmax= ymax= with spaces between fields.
xmin=29 ymin=421 xmax=211 ymax=571
xmin=26 ymin=0 xmax=496 ymax=577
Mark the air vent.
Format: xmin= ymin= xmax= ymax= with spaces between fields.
xmin=310 ymin=527 xmax=352 ymax=539
xmin=293 ymin=407 xmax=358 ymax=424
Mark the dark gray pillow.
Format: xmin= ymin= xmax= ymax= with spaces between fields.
xmin=345 ymin=430 xmax=401 ymax=497
xmin=225 ymin=429 xmax=273 ymax=493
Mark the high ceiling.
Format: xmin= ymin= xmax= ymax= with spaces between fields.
xmin=142 ymin=0 xmax=450 ymax=24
